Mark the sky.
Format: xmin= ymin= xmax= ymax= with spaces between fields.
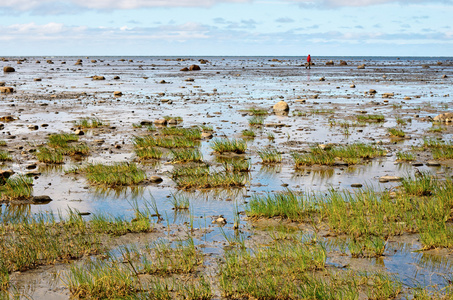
xmin=0 ymin=0 xmax=451 ymax=56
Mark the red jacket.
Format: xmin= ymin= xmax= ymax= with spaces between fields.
xmin=307 ymin=55 xmax=311 ymax=62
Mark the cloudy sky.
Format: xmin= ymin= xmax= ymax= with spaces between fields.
xmin=0 ymin=0 xmax=451 ymax=56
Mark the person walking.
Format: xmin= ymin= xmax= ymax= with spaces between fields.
xmin=306 ymin=54 xmax=312 ymax=69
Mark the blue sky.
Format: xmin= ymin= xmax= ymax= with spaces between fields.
xmin=0 ymin=0 xmax=451 ymax=56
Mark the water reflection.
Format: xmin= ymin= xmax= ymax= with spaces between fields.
xmin=0 ymin=204 xmax=31 ymax=223
xmin=92 ymin=185 xmax=145 ymax=199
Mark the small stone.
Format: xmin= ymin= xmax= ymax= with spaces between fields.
xmin=201 ymin=132 xmax=213 ymax=139
xmin=379 ymin=175 xmax=402 ymax=183
xmin=32 ymin=195 xmax=52 ymax=204
xmin=74 ymin=129 xmax=85 ymax=135
xmin=0 ymin=87 xmax=14 ymax=93
xmin=92 ymin=76 xmax=105 ymax=80
xmin=351 ymin=183 xmax=363 ymax=188
xmin=154 ymin=119 xmax=167 ymax=126
xmin=28 ymin=125 xmax=39 ymax=130
xmin=113 ymin=91 xmax=122 ymax=96
xmin=411 ymin=162 xmax=423 ymax=167
xmin=426 ymin=160 xmax=441 ymax=167
xmin=149 ymin=176 xmax=163 ymax=183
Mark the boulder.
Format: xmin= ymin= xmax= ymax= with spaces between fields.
xmin=357 ymin=64 xmax=365 ymax=69
xmin=273 ymin=101 xmax=289 ymax=112
xmin=189 ymin=65 xmax=201 ymax=71
xmin=340 ymin=60 xmax=348 ymax=66
xmin=0 ymin=87 xmax=14 ymax=93
xmin=434 ymin=112 xmax=453 ymax=123
xmin=92 ymin=76 xmax=105 ymax=80
xmin=326 ymin=60 xmax=334 ymax=65
xmin=0 ymin=116 xmax=16 ymax=122
xmin=32 ymin=195 xmax=52 ymax=204
xmin=149 ymin=176 xmax=163 ymax=183
xmin=3 ymin=66 xmax=15 ymax=73
xmin=113 ymin=91 xmax=122 ymax=96
xmin=180 ymin=67 xmax=189 ymax=72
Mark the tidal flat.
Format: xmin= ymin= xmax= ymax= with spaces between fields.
xmin=1 ymin=56 xmax=453 ymax=299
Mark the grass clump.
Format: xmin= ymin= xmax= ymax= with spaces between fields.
xmin=171 ymin=165 xmax=210 ymax=178
xmin=170 ymin=149 xmax=203 ymax=163
xmin=135 ymin=147 xmax=164 ymax=160
xmin=223 ymin=159 xmax=251 ymax=172
xmin=82 ymin=162 xmax=146 ymax=186
xmin=292 ymin=143 xmax=385 ymax=167
xmin=174 ymin=172 xmax=247 ymax=189
xmin=48 ymin=133 xmax=79 ymax=148
xmin=0 ymin=176 xmax=33 ymax=201
xmin=396 ymin=151 xmax=415 ymax=161
xmin=74 ymin=117 xmax=106 ymax=128
xmin=133 ymin=135 xmax=198 ymax=149
xmin=160 ymin=127 xmax=202 ymax=140
xmin=356 ymin=114 xmax=385 ymax=122
xmin=258 ymin=148 xmax=282 ymax=163
xmin=211 ymin=138 xmax=247 ymax=154
xmin=388 ymin=127 xmax=405 ymax=137
xmin=241 ymin=129 xmax=255 ymax=138
xmin=0 ymin=151 xmax=12 ymax=162
xmin=244 ymin=108 xmax=268 ymax=116
xmin=422 ymin=138 xmax=453 ymax=160
xmin=248 ymin=116 xmax=265 ymax=126
xmin=169 ymin=194 xmax=190 ymax=210
xmin=37 ymin=133 xmax=89 ymax=163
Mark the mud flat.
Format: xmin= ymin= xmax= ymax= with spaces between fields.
xmin=1 ymin=56 xmax=453 ymax=299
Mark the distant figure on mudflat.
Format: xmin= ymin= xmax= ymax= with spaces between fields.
xmin=306 ymin=54 xmax=312 ymax=69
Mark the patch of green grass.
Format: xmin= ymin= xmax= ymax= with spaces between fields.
xmin=82 ymin=162 xmax=146 ymax=186
xmin=48 ymin=133 xmax=79 ymax=148
xmin=428 ymin=125 xmax=445 ymax=133
xmin=244 ymin=108 xmax=269 ymax=116
xmin=36 ymin=147 xmax=64 ymax=164
xmin=388 ymin=127 xmax=405 ymax=137
xmin=160 ymin=127 xmax=202 ymax=140
xmin=241 ymin=129 xmax=255 ymax=138
xmin=0 ymin=151 xmax=12 ymax=162
xmin=199 ymin=125 xmax=213 ymax=132
xmin=174 ymin=172 xmax=247 ymax=189
xmin=163 ymin=115 xmax=183 ymax=122
xmin=356 ymin=114 xmax=385 ymax=122
xmin=170 ymin=148 xmax=203 ymax=163
xmin=422 ymin=138 xmax=453 ymax=160
xmin=171 ymin=165 xmax=210 ymax=178
xmin=396 ymin=117 xmax=407 ymax=126
xmin=210 ymin=138 xmax=247 ymax=154
xmin=258 ymin=148 xmax=282 ymax=163
xmin=396 ymin=151 xmax=415 ymax=161
xmin=135 ymin=147 xmax=164 ymax=160
xmin=169 ymin=193 xmax=190 ymax=210
xmin=310 ymin=109 xmax=334 ymax=114
xmin=248 ymin=116 xmax=265 ymax=126
xmin=223 ymin=159 xmax=251 ymax=172
xmin=74 ymin=117 xmax=106 ymax=128
xmin=133 ymin=135 xmax=198 ymax=149
xmin=401 ymin=171 xmax=438 ymax=196
xmin=266 ymin=132 xmax=275 ymax=141
xmin=0 ymin=175 xmax=33 ymax=201
xmin=0 ymin=141 xmax=6 ymax=147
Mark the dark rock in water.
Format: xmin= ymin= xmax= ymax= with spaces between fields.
xmin=379 ymin=175 xmax=402 ymax=183
xmin=113 ymin=76 xmax=120 ymax=80
xmin=74 ymin=129 xmax=84 ymax=135
xmin=32 ymin=195 xmax=52 ymax=204
xmin=351 ymin=183 xmax=363 ymax=188
xmin=140 ymin=120 xmax=153 ymax=125
xmin=92 ymin=76 xmax=105 ymax=80
xmin=180 ymin=67 xmax=189 ymax=72
xmin=3 ymin=66 xmax=15 ymax=73
xmin=340 ymin=60 xmax=348 ymax=66
xmin=411 ymin=162 xmax=423 ymax=167
xmin=149 ymin=176 xmax=163 ymax=183
xmin=154 ymin=119 xmax=167 ymax=126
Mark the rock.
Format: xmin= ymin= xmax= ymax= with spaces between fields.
xmin=26 ymin=163 xmax=37 ymax=170
xmin=411 ymin=162 xmax=423 ymax=167
xmin=319 ymin=77 xmax=326 ymax=81
xmin=0 ymin=169 xmax=14 ymax=184
xmin=0 ymin=87 xmax=14 ymax=93
xmin=92 ymin=76 xmax=105 ymax=80
xmin=442 ymin=75 xmax=448 ymax=79
xmin=0 ymin=82 xmax=4 ymax=86
xmin=159 ymin=80 xmax=167 ymax=84
xmin=34 ymin=78 xmax=42 ymax=82
xmin=434 ymin=112 xmax=453 ymax=123
xmin=357 ymin=64 xmax=365 ymax=69
xmin=426 ymin=160 xmax=441 ymax=167
xmin=154 ymin=119 xmax=167 ymax=126
xmin=212 ymin=216 xmax=227 ymax=225
xmin=379 ymin=175 xmax=402 ymax=183
xmin=149 ymin=176 xmax=163 ymax=183
xmin=167 ymin=119 xmax=178 ymax=125
xmin=189 ymin=65 xmax=201 ymax=71
xmin=0 ymin=116 xmax=16 ymax=122
xmin=74 ymin=129 xmax=84 ymax=135
xmin=273 ymin=100 xmax=289 ymax=112
xmin=46 ymin=60 xmax=53 ymax=64
xmin=180 ymin=67 xmax=189 ymax=72
xmin=350 ymin=84 xmax=356 ymax=88
xmin=326 ymin=60 xmax=334 ymax=65
xmin=113 ymin=91 xmax=122 ymax=96
xmin=351 ymin=183 xmax=363 ymax=188
xmin=113 ymin=76 xmax=120 ymax=80
xmin=140 ymin=120 xmax=153 ymax=126
xmin=32 ymin=195 xmax=52 ymax=204
xmin=340 ymin=60 xmax=348 ymax=66
xmin=201 ymin=132 xmax=213 ymax=139
xmin=369 ymin=89 xmax=377 ymax=94
xmin=3 ymin=66 xmax=15 ymax=73
xmin=185 ymin=78 xmax=195 ymax=82
xmin=334 ymin=160 xmax=349 ymax=166
xmin=28 ymin=125 xmax=39 ymax=130
xmin=382 ymin=93 xmax=394 ymax=98
xmin=404 ymin=97 xmax=411 ymax=100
